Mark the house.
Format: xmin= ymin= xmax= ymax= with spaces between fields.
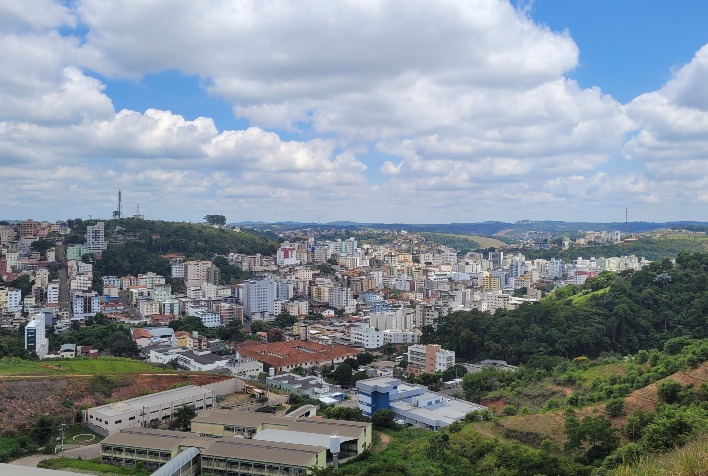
xmin=59 ymin=343 xmax=77 ymax=358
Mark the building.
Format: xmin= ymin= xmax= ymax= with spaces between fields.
xmin=242 ymin=276 xmax=276 ymax=321
xmin=350 ymin=325 xmax=384 ymax=349
xmin=192 ymin=409 xmax=371 ymax=459
xmin=357 ymin=377 xmax=486 ymax=430
xmin=24 ymin=313 xmax=48 ymax=358
xmin=86 ymin=222 xmax=107 ymax=254
xmin=407 ymin=344 xmax=455 ymax=375
xmin=149 ymin=348 xmax=229 ymax=372
xmin=266 ymin=373 xmax=331 ymax=399
xmin=85 ymin=385 xmax=218 ymax=435
xmin=72 ymin=291 xmax=100 ymax=319
xmin=236 ymin=340 xmax=358 ymax=374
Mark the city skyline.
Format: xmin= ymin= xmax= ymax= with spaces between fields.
xmin=1 ymin=0 xmax=707 ymax=223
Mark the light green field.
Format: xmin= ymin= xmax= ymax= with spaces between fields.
xmin=0 ymin=357 xmax=172 ymax=376
xmin=448 ymin=234 xmax=508 ymax=248
xmin=571 ymin=287 xmax=610 ymax=305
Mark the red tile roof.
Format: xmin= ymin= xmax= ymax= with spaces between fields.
xmin=238 ymin=339 xmax=357 ymax=369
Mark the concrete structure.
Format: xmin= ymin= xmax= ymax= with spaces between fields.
xmin=266 ymin=373 xmax=331 ymax=398
xmin=149 ymin=348 xmax=229 ymax=372
xmin=24 ymin=313 xmax=48 ymax=358
xmin=86 ymin=222 xmax=107 ymax=253
xmin=350 ymin=325 xmax=384 ymax=349
xmin=242 ymin=276 xmax=277 ymax=321
xmin=356 ymin=377 xmax=486 ymax=430
xmin=407 ymin=344 xmax=455 ymax=375
xmin=85 ymin=385 xmax=217 ymax=435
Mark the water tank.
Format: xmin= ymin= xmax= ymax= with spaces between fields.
xmin=329 ymin=435 xmax=341 ymax=454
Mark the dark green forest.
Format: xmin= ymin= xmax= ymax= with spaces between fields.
xmin=423 ymin=251 xmax=708 ymax=364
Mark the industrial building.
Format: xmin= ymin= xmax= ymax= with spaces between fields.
xmin=99 ymin=410 xmax=372 ymax=475
xmin=85 ymin=385 xmax=217 ymax=435
xmin=356 ymin=377 xmax=486 ymax=430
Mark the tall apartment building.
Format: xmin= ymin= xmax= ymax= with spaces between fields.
xmin=184 ymin=260 xmax=216 ymax=287
xmin=73 ymin=291 xmax=100 ymax=319
xmin=25 ymin=313 xmax=48 ymax=358
xmin=242 ymin=276 xmax=276 ymax=321
xmin=19 ymin=219 xmax=40 ymax=238
xmin=47 ymin=280 xmax=60 ymax=304
xmin=329 ymin=286 xmax=356 ymax=314
xmin=85 ymin=222 xmax=107 ymax=253
xmin=0 ymin=286 xmax=22 ymax=312
xmin=407 ymin=344 xmax=455 ymax=376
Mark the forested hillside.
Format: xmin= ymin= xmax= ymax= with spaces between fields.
xmin=423 ymin=251 xmax=708 ymax=364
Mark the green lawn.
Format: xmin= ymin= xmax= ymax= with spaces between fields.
xmin=0 ymin=357 xmax=173 ymax=376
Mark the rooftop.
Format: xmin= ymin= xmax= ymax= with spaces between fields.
xmin=238 ymin=340 xmax=357 ymax=368
xmin=91 ymin=385 xmax=213 ymax=417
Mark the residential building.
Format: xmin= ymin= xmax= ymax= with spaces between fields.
xmin=72 ymin=291 xmax=100 ymax=319
xmin=24 ymin=313 xmax=48 ymax=358
xmin=407 ymin=344 xmax=455 ymax=375
xmin=349 ymin=325 xmax=384 ymax=349
xmin=242 ymin=276 xmax=276 ymax=321
xmin=86 ymin=222 xmax=107 ymax=253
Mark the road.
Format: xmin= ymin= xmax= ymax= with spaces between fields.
xmin=10 ymin=443 xmax=101 ymax=467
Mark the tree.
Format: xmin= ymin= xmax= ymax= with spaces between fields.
xmin=274 ymin=312 xmax=297 ymax=328
xmin=172 ymin=404 xmax=196 ymax=431
xmin=333 ymin=363 xmax=353 ymax=385
xmin=267 ymin=328 xmax=285 ymax=343
xmin=657 ymin=380 xmax=682 ymax=404
xmin=204 ymin=215 xmax=226 ymax=226
xmin=356 ymin=352 xmax=375 ymax=366
xmin=250 ymin=321 xmax=270 ymax=333
xmin=371 ymin=409 xmax=396 ymax=430
xmin=564 ymin=413 xmax=619 ymax=464
xmin=30 ymin=415 xmax=56 ymax=446
xmin=605 ymin=398 xmax=625 ymax=418
xmin=343 ymin=357 xmax=360 ymax=370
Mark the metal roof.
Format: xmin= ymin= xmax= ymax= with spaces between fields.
xmin=150 ymin=447 xmax=201 ymax=476
xmin=201 ymin=439 xmax=322 ymax=467
xmin=90 ymin=385 xmax=212 ymax=417
xmin=252 ymin=429 xmax=355 ymax=447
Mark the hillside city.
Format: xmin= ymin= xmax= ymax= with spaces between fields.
xmin=0 ymin=216 xmax=706 ymax=476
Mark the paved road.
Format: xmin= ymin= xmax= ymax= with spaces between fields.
xmin=10 ymin=443 xmax=101 ymax=467
xmin=56 ymin=244 xmax=70 ymax=313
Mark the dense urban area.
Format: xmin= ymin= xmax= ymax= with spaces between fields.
xmin=0 ymin=215 xmax=707 ymax=476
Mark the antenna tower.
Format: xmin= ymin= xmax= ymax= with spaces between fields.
xmin=113 ymin=190 xmax=122 ymax=218
xmin=625 ymin=208 xmax=628 ymax=236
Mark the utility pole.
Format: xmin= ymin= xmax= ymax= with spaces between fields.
xmin=60 ymin=422 xmax=66 ymax=455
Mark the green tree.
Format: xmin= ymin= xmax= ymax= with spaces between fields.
xmin=333 ymin=363 xmax=353 ymax=386
xmin=250 ymin=321 xmax=270 ymax=333
xmin=172 ymin=404 xmax=196 ymax=431
xmin=605 ymin=398 xmax=625 ymax=418
xmin=371 ymin=409 xmax=396 ymax=430
xmin=564 ymin=413 xmax=619 ymax=464
xmin=30 ymin=415 xmax=56 ymax=446
xmin=274 ymin=312 xmax=297 ymax=328
xmin=203 ymin=215 xmax=226 ymax=226
xmin=657 ymin=380 xmax=682 ymax=404
xmin=356 ymin=352 xmax=375 ymax=366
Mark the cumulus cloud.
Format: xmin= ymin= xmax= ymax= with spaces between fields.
xmin=0 ymin=0 xmax=706 ymax=221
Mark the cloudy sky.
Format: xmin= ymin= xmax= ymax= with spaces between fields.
xmin=2 ymin=0 xmax=707 ymax=224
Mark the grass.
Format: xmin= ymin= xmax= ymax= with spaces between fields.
xmin=447 ymin=234 xmax=508 ymax=248
xmin=571 ymin=287 xmax=609 ymax=305
xmin=39 ymin=457 xmax=151 ymax=476
xmin=610 ymin=434 xmax=708 ymax=476
xmin=0 ymin=357 xmax=173 ymax=376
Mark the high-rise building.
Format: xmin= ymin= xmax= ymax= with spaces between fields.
xmin=25 ymin=313 xmax=48 ymax=358
xmin=242 ymin=277 xmax=276 ymax=321
xmin=86 ymin=222 xmax=107 ymax=253
xmin=407 ymin=344 xmax=455 ymax=375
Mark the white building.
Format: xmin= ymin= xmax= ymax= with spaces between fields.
xmin=193 ymin=309 xmax=221 ymax=328
xmin=72 ymin=291 xmax=100 ymax=319
xmin=47 ymin=281 xmax=60 ymax=304
xmin=24 ymin=313 xmax=48 ymax=358
xmin=329 ymin=286 xmax=356 ymax=314
xmin=86 ymin=222 xmax=107 ymax=253
xmin=242 ymin=276 xmax=276 ymax=321
xmin=350 ymin=325 xmax=384 ymax=349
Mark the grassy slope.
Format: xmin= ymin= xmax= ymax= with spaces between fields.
xmin=610 ymin=434 xmax=708 ymax=476
xmin=0 ymin=357 xmax=174 ymax=376
xmin=494 ymin=361 xmax=708 ymax=447
xmin=39 ymin=457 xmax=151 ymax=476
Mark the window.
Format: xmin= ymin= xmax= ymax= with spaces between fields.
xmin=115 ymin=420 xmax=122 ymax=424
xmin=129 ymin=416 xmax=135 ymax=421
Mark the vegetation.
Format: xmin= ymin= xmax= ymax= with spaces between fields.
xmin=423 ymin=252 xmax=708 ymax=364
xmin=38 ymin=457 xmax=151 ymax=476
xmin=0 ymin=356 xmax=171 ymax=376
xmin=48 ymin=315 xmax=139 ymax=357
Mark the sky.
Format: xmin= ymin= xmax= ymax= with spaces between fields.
xmin=1 ymin=0 xmax=707 ymax=224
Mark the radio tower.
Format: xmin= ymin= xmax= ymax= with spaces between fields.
xmin=113 ymin=190 xmax=122 ymax=218
xmin=625 ymin=208 xmax=628 ymax=237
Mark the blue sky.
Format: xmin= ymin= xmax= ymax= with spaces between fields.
xmin=1 ymin=1 xmax=707 ymax=223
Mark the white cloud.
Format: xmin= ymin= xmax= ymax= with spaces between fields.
xmin=0 ymin=0 xmax=707 ymax=221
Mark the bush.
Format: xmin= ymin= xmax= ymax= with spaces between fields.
xmin=606 ymin=398 xmax=625 ymax=418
